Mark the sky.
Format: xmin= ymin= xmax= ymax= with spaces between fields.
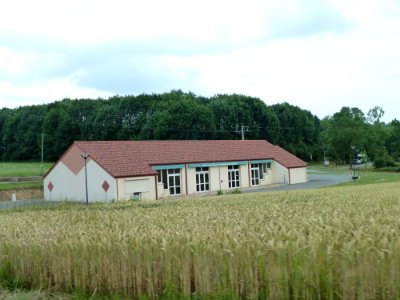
xmin=1 ymin=0 xmax=399 ymax=122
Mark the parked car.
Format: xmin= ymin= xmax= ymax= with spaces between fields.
xmin=352 ymin=159 xmax=362 ymax=165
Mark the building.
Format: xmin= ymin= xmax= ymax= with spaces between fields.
xmin=43 ymin=140 xmax=307 ymax=202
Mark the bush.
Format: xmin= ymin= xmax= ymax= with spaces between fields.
xmin=374 ymin=155 xmax=396 ymax=169
xmin=374 ymin=157 xmax=387 ymax=169
xmin=230 ymin=188 xmax=242 ymax=194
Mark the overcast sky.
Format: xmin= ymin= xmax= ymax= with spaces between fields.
xmin=1 ymin=0 xmax=399 ymax=122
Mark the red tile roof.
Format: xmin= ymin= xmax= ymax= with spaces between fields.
xmin=72 ymin=140 xmax=307 ymax=178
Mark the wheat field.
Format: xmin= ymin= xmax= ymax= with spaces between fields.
xmin=0 ymin=183 xmax=400 ymax=299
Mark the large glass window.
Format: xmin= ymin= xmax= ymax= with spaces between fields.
xmin=158 ymin=168 xmax=181 ymax=194
xmin=228 ymin=165 xmax=240 ymax=188
xmin=168 ymin=169 xmax=181 ymax=195
xmin=157 ymin=170 xmax=168 ymax=189
xmin=251 ymin=164 xmax=260 ymax=186
xmin=196 ymin=167 xmax=209 ymax=192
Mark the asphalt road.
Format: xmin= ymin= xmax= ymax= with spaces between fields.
xmin=245 ymin=172 xmax=351 ymax=193
xmin=0 ymin=199 xmax=48 ymax=210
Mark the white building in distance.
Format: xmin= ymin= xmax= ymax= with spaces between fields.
xmin=44 ymin=140 xmax=307 ymax=202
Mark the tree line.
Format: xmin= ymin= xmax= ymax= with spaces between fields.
xmin=0 ymin=90 xmax=398 ymax=167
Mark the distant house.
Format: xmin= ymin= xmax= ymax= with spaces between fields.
xmin=43 ymin=140 xmax=307 ymax=202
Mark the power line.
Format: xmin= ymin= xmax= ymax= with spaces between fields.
xmin=235 ymin=125 xmax=250 ymax=140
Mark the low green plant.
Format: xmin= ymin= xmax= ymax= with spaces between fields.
xmin=129 ymin=194 xmax=140 ymax=202
xmin=230 ymin=188 xmax=242 ymax=194
xmin=216 ymin=189 xmax=223 ymax=195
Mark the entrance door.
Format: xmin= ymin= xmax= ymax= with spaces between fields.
xmin=168 ymin=169 xmax=181 ymax=195
xmin=251 ymin=164 xmax=260 ymax=186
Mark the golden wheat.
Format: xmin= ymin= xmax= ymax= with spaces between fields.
xmin=0 ymin=183 xmax=400 ymax=299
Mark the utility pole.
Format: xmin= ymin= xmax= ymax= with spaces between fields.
xmin=81 ymin=152 xmax=90 ymax=204
xmin=40 ymin=133 xmax=44 ymax=176
xmin=235 ymin=125 xmax=250 ymax=140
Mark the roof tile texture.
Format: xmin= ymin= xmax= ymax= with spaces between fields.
xmin=73 ymin=140 xmax=307 ymax=178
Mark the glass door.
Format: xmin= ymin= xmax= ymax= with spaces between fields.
xmin=168 ymin=169 xmax=181 ymax=195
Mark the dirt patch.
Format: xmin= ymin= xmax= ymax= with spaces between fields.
xmin=0 ymin=188 xmax=43 ymax=201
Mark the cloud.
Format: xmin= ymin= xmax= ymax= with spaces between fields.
xmin=1 ymin=0 xmax=399 ymax=123
xmin=264 ymin=0 xmax=352 ymax=39
xmin=0 ymin=77 xmax=112 ymax=108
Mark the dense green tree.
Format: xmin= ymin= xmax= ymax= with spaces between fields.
xmin=0 ymin=91 xmax=396 ymax=164
xmin=1 ymin=106 xmax=46 ymax=161
xmin=0 ymin=108 xmax=9 ymax=159
xmin=141 ymin=93 xmax=216 ymax=140
xmin=208 ymin=94 xmax=281 ymax=143
xmin=270 ymin=103 xmax=320 ymax=161
xmin=386 ymin=119 xmax=400 ymax=161
xmin=322 ymin=107 xmax=368 ymax=164
xmin=365 ymin=106 xmax=389 ymax=161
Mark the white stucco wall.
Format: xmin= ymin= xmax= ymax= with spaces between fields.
xmin=262 ymin=166 xmax=273 ymax=185
xmin=186 ymin=167 xmax=197 ymax=194
xmin=118 ymin=176 xmax=157 ymax=201
xmin=289 ymin=167 xmax=308 ymax=184
xmin=272 ymin=161 xmax=290 ymax=184
xmin=44 ymin=160 xmax=116 ymax=202
xmin=239 ymin=164 xmax=249 ymax=188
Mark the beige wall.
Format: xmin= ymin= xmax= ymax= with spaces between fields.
xmin=240 ymin=164 xmax=250 ymax=188
xmin=272 ymin=161 xmax=290 ymax=184
xmin=118 ymin=176 xmax=157 ymax=201
xmin=44 ymin=159 xmax=116 ymax=202
xmin=258 ymin=165 xmax=273 ymax=185
xmin=155 ymin=162 xmax=304 ymax=199
xmin=158 ymin=165 xmax=248 ymax=198
xmin=289 ymin=167 xmax=308 ymax=184
xmin=186 ymin=166 xmax=196 ymax=194
xmin=46 ymin=159 xmax=308 ymax=202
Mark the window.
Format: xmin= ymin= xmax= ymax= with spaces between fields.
xmin=158 ymin=168 xmax=181 ymax=195
xmin=168 ymin=169 xmax=181 ymax=195
xmin=251 ymin=164 xmax=260 ymax=186
xmin=228 ymin=165 xmax=240 ymax=188
xmin=196 ymin=167 xmax=209 ymax=192
xmin=256 ymin=163 xmax=270 ymax=180
xmin=157 ymin=170 xmax=168 ymax=189
xmin=131 ymin=192 xmax=141 ymax=201
xmin=259 ymin=164 xmax=264 ymax=180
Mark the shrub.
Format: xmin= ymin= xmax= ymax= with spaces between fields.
xmin=230 ymin=188 xmax=242 ymax=194
xmin=374 ymin=155 xmax=396 ymax=169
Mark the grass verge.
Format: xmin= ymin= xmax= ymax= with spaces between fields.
xmin=0 ymin=162 xmax=53 ymax=177
xmin=0 ymin=182 xmax=43 ymax=191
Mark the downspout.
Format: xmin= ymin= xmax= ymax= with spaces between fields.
xmin=288 ymin=168 xmax=291 ymax=184
xmin=155 ymin=175 xmax=158 ymax=200
xmin=218 ymin=167 xmax=221 ymax=190
xmin=248 ymin=161 xmax=251 ymax=187
xmin=185 ymin=164 xmax=188 ymax=195
xmin=116 ymin=178 xmax=119 ymax=201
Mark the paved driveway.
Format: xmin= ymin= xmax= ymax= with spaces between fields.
xmin=0 ymin=199 xmax=47 ymax=210
xmin=244 ymin=171 xmax=351 ymax=193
